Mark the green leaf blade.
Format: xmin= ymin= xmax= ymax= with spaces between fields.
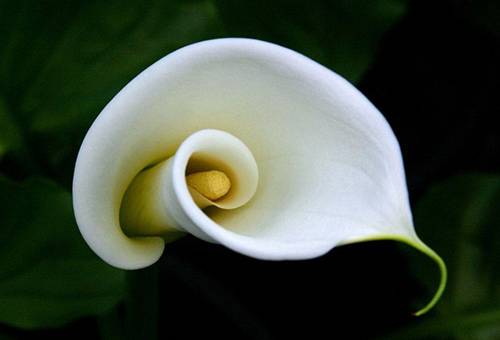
xmin=0 ymin=177 xmax=125 ymax=329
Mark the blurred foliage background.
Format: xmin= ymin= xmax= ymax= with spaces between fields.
xmin=0 ymin=0 xmax=499 ymax=339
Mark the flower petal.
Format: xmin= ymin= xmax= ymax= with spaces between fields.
xmin=73 ymin=38 xmax=445 ymax=313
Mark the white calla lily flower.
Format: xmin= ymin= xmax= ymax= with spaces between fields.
xmin=73 ymin=38 xmax=446 ymax=315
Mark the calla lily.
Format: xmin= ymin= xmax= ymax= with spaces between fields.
xmin=73 ymin=38 xmax=446 ymax=315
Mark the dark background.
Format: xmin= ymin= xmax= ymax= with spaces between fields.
xmin=0 ymin=0 xmax=498 ymax=339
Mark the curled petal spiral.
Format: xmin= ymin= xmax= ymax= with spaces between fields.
xmin=73 ymin=38 xmax=446 ymax=315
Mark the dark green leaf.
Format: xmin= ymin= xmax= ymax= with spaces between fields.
xmin=0 ymin=0 xmax=224 ymax=182
xmin=0 ymin=176 xmax=125 ymax=329
xmin=124 ymin=266 xmax=159 ymax=340
xmin=0 ymin=98 xmax=22 ymax=160
xmin=214 ymin=0 xmax=408 ymax=83
xmin=386 ymin=174 xmax=500 ymax=339
xmin=17 ymin=0 xmax=223 ymax=134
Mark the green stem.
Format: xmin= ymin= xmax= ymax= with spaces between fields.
xmin=125 ymin=263 xmax=159 ymax=340
xmin=97 ymin=306 xmax=124 ymax=340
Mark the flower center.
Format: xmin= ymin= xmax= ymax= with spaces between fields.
xmin=119 ymin=129 xmax=259 ymax=239
xmin=186 ymin=170 xmax=231 ymax=201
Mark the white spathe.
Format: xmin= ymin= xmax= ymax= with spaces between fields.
xmin=72 ymin=38 xmax=446 ymax=315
